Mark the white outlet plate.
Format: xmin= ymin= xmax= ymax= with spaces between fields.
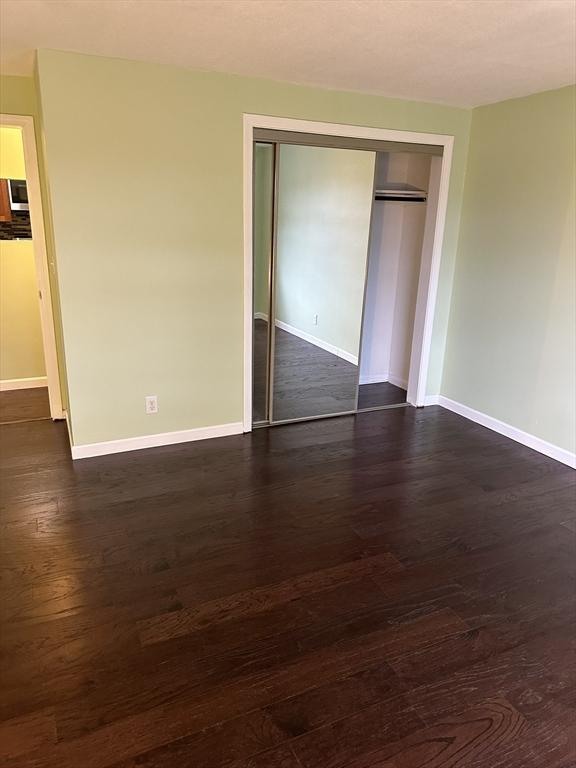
xmin=145 ymin=395 xmax=158 ymax=414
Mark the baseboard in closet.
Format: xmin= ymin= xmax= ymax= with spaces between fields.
xmin=359 ymin=373 xmax=389 ymax=385
xmin=359 ymin=372 xmax=408 ymax=389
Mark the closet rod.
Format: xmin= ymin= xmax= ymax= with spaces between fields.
xmin=374 ymin=194 xmax=427 ymax=202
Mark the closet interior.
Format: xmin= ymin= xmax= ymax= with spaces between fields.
xmin=252 ymin=132 xmax=438 ymax=427
xmin=358 ymin=150 xmax=431 ymax=410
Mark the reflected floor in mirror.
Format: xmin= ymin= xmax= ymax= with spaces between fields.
xmin=253 ymin=320 xmax=406 ymax=423
xmin=272 ymin=325 xmax=357 ymax=422
xmin=252 ymin=318 xmax=270 ymax=423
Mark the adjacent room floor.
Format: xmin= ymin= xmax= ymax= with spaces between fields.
xmin=253 ymin=319 xmax=407 ymax=422
xmin=0 ymin=387 xmax=51 ymax=425
xmin=1 ymin=406 xmax=574 ymax=767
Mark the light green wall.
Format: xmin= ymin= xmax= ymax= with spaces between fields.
xmin=0 ymin=73 xmax=69 ymax=412
xmin=253 ymin=143 xmax=273 ymax=317
xmin=35 ymin=49 xmax=470 ymax=445
xmin=0 ymin=75 xmax=37 ymax=115
xmin=0 ymin=241 xmax=46 ymax=381
xmin=443 ymin=86 xmax=576 ymax=453
xmin=276 ymin=144 xmax=375 ymax=358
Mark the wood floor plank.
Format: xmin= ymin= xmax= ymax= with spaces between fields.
xmin=405 ymin=642 xmax=557 ymax=725
xmin=109 ymin=708 xmax=286 ymax=768
xmin=138 ymin=552 xmax=402 ymax=646
xmin=290 ymin=695 xmax=423 ymax=768
xmin=265 ymin=662 xmax=404 ymax=737
xmin=336 ymin=697 xmax=528 ymax=768
xmin=0 ymin=709 xmax=56 ymax=760
xmin=239 ymin=744 xmax=303 ymax=768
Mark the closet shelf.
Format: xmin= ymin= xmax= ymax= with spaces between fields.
xmin=374 ymin=182 xmax=427 ymax=202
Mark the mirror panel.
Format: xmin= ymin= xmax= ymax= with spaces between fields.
xmin=252 ymin=142 xmax=275 ymax=424
xmin=271 ymin=144 xmax=375 ymax=422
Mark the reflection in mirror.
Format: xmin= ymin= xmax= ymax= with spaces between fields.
xmin=252 ymin=143 xmax=275 ymax=423
xmin=272 ymin=144 xmax=375 ymax=422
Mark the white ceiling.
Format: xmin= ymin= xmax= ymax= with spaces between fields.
xmin=1 ymin=0 xmax=575 ymax=108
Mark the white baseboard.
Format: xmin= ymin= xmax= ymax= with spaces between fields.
xmin=71 ymin=422 xmax=244 ymax=460
xmin=359 ymin=372 xmax=389 ymax=385
xmin=275 ymin=320 xmax=358 ymax=366
xmin=431 ymin=396 xmax=575 ymax=469
xmin=423 ymin=394 xmax=439 ymax=406
xmin=358 ymin=372 xmax=408 ymax=389
xmin=388 ymin=373 xmax=408 ymax=390
xmin=0 ymin=376 xmax=47 ymax=391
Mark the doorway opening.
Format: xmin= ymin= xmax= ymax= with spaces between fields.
xmin=0 ymin=115 xmax=62 ymax=425
xmin=243 ymin=116 xmax=453 ymax=431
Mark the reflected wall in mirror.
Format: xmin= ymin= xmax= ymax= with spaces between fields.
xmin=272 ymin=144 xmax=375 ymax=422
xmin=252 ymin=142 xmax=275 ymax=423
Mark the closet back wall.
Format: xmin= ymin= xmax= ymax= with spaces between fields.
xmin=34 ymin=49 xmax=470 ymax=447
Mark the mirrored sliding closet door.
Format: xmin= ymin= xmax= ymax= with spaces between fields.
xmin=252 ymin=142 xmax=275 ymax=425
xmin=271 ymin=144 xmax=375 ymax=423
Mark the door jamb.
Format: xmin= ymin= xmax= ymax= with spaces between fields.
xmin=243 ymin=114 xmax=454 ymax=432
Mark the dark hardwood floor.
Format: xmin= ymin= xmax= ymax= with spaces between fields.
xmin=1 ymin=406 xmax=575 ymax=767
xmin=253 ymin=319 xmax=406 ymax=423
xmin=0 ymin=387 xmax=51 ymax=425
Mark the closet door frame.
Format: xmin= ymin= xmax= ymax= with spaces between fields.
xmin=243 ymin=115 xmax=454 ymax=432
xmin=251 ymin=141 xmax=278 ymax=426
xmin=267 ymin=142 xmax=280 ymax=424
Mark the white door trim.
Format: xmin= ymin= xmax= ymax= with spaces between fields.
xmin=1 ymin=113 xmax=63 ymax=419
xmin=242 ymin=114 xmax=454 ymax=431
